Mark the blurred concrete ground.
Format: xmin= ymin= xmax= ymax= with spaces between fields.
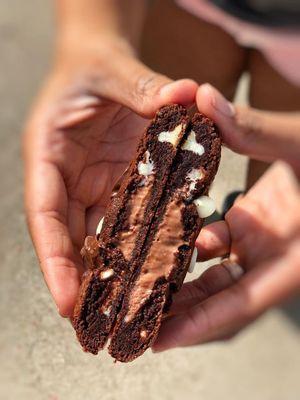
xmin=0 ymin=1 xmax=299 ymax=400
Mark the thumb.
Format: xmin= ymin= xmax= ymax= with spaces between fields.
xmin=91 ymin=53 xmax=198 ymax=117
xmin=196 ymin=83 xmax=300 ymax=173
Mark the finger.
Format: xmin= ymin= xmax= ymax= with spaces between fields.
xmin=29 ymin=211 xmax=83 ymax=318
xmin=168 ymin=260 xmax=244 ymax=316
xmin=236 ymin=160 xmax=300 ymax=207
xmin=153 ymin=246 xmax=300 ymax=352
xmin=24 ymin=159 xmax=82 ymax=317
xmin=90 ymin=53 xmax=198 ymax=117
xmin=195 ymin=221 xmax=231 ymax=261
xmin=196 ymin=83 xmax=300 ymax=173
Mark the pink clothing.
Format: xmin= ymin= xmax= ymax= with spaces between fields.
xmin=176 ymin=0 xmax=300 ymax=86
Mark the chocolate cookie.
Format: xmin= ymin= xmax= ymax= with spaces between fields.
xmin=73 ymin=105 xmax=189 ymax=354
xmin=73 ymin=105 xmax=221 ymax=361
xmin=109 ymin=113 xmax=221 ymax=361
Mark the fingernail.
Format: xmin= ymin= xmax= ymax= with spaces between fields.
xmin=221 ymin=259 xmax=244 ymax=281
xmin=202 ymin=83 xmax=235 ymax=117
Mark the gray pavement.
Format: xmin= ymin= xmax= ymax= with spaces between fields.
xmin=0 ymin=1 xmax=299 ymax=399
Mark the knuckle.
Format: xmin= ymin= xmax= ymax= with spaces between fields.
xmin=135 ymin=73 xmax=162 ymax=96
xmin=234 ymin=107 xmax=265 ymax=152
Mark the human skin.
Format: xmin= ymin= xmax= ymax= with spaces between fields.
xmin=142 ymin=0 xmax=300 ymax=190
xmin=23 ymin=0 xmax=198 ymax=317
xmin=153 ymin=87 xmax=300 ymax=352
xmin=196 ymin=84 xmax=300 ymax=177
xmin=24 ymin=0 xmax=300 ymax=340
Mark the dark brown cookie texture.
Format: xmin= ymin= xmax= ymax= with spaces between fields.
xmin=73 ymin=105 xmax=221 ymax=361
xmin=73 ymin=104 xmax=189 ymax=354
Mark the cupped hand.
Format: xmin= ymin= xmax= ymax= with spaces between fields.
xmin=154 ymin=161 xmax=300 ymax=351
xmin=23 ymin=44 xmax=198 ymax=317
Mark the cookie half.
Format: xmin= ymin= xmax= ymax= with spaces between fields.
xmin=73 ymin=105 xmax=189 ymax=354
xmin=108 ymin=113 xmax=221 ymax=362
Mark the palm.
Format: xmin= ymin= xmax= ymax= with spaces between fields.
xmin=50 ymin=102 xmax=147 ymax=243
xmin=225 ymin=168 xmax=299 ymax=271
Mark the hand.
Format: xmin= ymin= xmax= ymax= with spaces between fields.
xmin=195 ymin=83 xmax=300 ymax=176
xmin=153 ymin=83 xmax=300 ymax=351
xmin=153 ymin=161 xmax=300 ymax=351
xmin=23 ymin=39 xmax=198 ymax=317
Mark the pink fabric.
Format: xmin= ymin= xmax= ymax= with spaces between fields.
xmin=176 ymin=0 xmax=300 ymax=86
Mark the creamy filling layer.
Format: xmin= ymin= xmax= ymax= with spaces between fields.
xmin=117 ymin=178 xmax=154 ymax=260
xmin=112 ymin=123 xmax=185 ymax=260
xmin=124 ymin=195 xmax=188 ymax=322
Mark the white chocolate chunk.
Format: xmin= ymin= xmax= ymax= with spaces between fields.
xmin=181 ymin=131 xmax=205 ymax=155
xmin=188 ymin=247 xmax=198 ymax=273
xmin=140 ymin=329 xmax=147 ymax=338
xmin=158 ymin=124 xmax=183 ymax=146
xmin=193 ymin=196 xmax=216 ymax=218
xmin=138 ymin=150 xmax=154 ymax=176
xmin=96 ymin=217 xmax=104 ymax=235
xmin=100 ymin=269 xmax=114 ymax=280
xmin=186 ymin=168 xmax=204 ymax=194
xmin=103 ymin=306 xmax=112 ymax=317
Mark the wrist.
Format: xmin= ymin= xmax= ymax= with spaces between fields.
xmin=54 ymin=31 xmax=137 ymax=70
xmin=55 ymin=0 xmax=146 ymax=59
xmin=57 ymin=28 xmax=135 ymax=55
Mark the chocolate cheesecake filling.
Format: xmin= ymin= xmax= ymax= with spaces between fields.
xmin=124 ymin=195 xmax=186 ymax=323
xmin=117 ymin=178 xmax=154 ymax=260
